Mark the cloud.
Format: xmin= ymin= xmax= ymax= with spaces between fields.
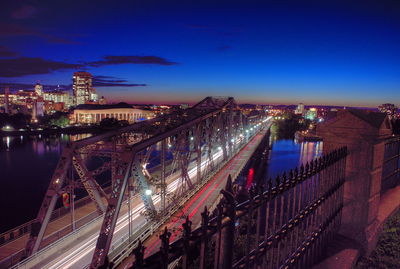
xmin=0 ymin=46 xmax=18 ymax=57
xmin=0 ymin=76 xmax=146 ymax=91
xmin=93 ymin=75 xmax=146 ymax=87
xmin=0 ymin=23 xmax=34 ymax=36
xmin=0 ymin=57 xmax=83 ymax=77
xmin=87 ymin=55 xmax=178 ymax=67
xmin=0 ymin=23 xmax=78 ymax=45
xmin=11 ymin=5 xmax=38 ymax=19
xmin=0 ymin=54 xmax=177 ymax=77
xmin=0 ymin=82 xmax=70 ymax=92
xmin=216 ymin=45 xmax=232 ymax=51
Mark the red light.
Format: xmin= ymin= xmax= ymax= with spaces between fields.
xmin=62 ymin=193 xmax=70 ymax=208
xmin=246 ymin=168 xmax=254 ymax=189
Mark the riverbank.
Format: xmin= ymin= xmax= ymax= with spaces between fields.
xmin=0 ymin=126 xmax=103 ymax=137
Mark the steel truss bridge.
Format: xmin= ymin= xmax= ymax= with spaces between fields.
xmin=16 ymin=97 xmax=269 ymax=268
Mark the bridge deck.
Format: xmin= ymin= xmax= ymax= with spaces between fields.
xmin=118 ymin=128 xmax=268 ymax=268
xmin=0 ymin=198 xmax=101 ymax=265
xmin=0 ymin=162 xmax=180 ymax=267
xmin=1 ymin=127 xmax=270 ymax=269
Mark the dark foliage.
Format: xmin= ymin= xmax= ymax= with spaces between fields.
xmin=271 ymin=113 xmax=311 ymax=139
xmin=355 ymin=210 xmax=400 ymax=269
xmin=0 ymin=112 xmax=31 ymax=129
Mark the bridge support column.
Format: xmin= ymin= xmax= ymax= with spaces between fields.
xmin=317 ymin=110 xmax=392 ymax=254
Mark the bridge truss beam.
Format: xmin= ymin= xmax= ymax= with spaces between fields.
xmin=23 ymin=97 xmax=266 ymax=268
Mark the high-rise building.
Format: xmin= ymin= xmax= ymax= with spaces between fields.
xmin=295 ymin=103 xmax=305 ymax=115
xmin=34 ymin=83 xmax=43 ymax=97
xmin=73 ymin=72 xmax=97 ymax=105
xmin=305 ymin=108 xmax=317 ymax=120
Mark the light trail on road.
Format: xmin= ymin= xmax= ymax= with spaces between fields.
xmin=46 ymin=145 xmax=226 ymax=268
xmin=41 ymin=118 xmax=271 ymax=268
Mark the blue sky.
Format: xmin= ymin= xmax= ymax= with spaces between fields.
xmin=1 ymin=0 xmax=399 ymax=106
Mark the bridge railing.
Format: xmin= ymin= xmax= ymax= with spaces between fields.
xmin=130 ymin=147 xmax=347 ymax=269
xmin=8 ymin=210 xmax=106 ymax=269
xmin=108 ymin=126 xmax=268 ymax=267
xmin=0 ymin=185 xmax=111 ymax=250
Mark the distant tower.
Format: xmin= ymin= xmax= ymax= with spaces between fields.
xmin=73 ymin=71 xmax=96 ymax=105
xmin=34 ymin=83 xmax=43 ymax=97
xmin=5 ymin=87 xmax=10 ymax=114
xmin=295 ymin=103 xmax=305 ymax=115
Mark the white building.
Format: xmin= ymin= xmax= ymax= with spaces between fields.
xmin=71 ymin=103 xmax=155 ymax=124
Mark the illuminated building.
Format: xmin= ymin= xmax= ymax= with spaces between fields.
xmin=180 ymin=103 xmax=189 ymax=109
xmin=32 ymin=101 xmax=44 ymax=121
xmin=43 ymin=91 xmax=71 ymax=105
xmin=34 ymin=83 xmax=43 ymax=97
xmin=73 ymin=71 xmax=98 ymax=105
xmin=295 ymin=103 xmax=305 ymax=115
xmin=71 ymin=103 xmax=155 ymax=124
xmin=1 ymin=85 xmax=73 ymax=115
xmin=305 ymin=108 xmax=317 ymax=120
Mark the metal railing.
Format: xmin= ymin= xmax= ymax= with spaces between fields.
xmin=8 ymin=211 xmax=105 ymax=269
xmin=108 ymin=127 xmax=266 ymax=267
xmin=130 ymin=147 xmax=347 ymax=269
xmin=3 ymin=123 xmax=268 ymax=269
xmin=0 ymin=186 xmax=112 ymax=248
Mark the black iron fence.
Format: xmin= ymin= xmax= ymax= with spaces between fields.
xmin=381 ymin=136 xmax=400 ymax=193
xmin=129 ymin=147 xmax=347 ymax=269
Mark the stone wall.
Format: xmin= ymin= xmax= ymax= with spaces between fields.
xmin=317 ymin=109 xmax=392 ymax=254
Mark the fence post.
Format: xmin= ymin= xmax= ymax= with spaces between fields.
xmin=219 ymin=175 xmax=236 ymax=269
xmin=317 ymin=110 xmax=392 ymax=254
xmin=160 ymin=227 xmax=171 ymax=269
xmin=199 ymin=207 xmax=209 ymax=269
xmin=132 ymin=240 xmax=145 ymax=269
xmin=214 ymin=201 xmax=223 ymax=269
xmin=181 ymin=216 xmax=192 ymax=269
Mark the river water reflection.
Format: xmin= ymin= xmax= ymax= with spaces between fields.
xmin=267 ymin=137 xmax=323 ymax=179
xmin=0 ymin=133 xmax=322 ymax=233
xmin=0 ymin=134 xmax=92 ymax=233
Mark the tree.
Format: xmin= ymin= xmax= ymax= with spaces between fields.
xmin=0 ymin=113 xmax=31 ymax=129
xmin=39 ymin=111 xmax=70 ymax=127
xmin=273 ymin=113 xmax=310 ymax=139
xmin=99 ymin=117 xmax=119 ymax=129
xmin=50 ymin=115 xmax=69 ymax=127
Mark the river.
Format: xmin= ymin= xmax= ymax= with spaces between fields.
xmin=0 ymin=133 xmax=322 ymax=233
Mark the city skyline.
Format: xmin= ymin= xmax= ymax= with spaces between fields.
xmin=1 ymin=0 xmax=400 ymax=106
